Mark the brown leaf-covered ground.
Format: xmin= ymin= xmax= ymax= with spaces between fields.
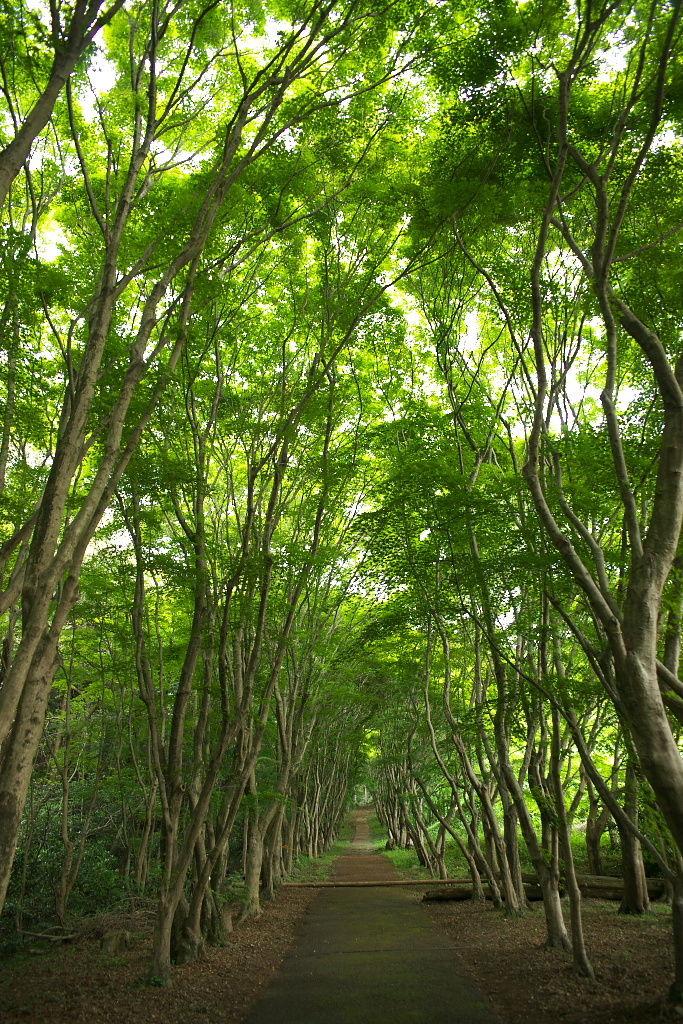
xmin=0 ymin=880 xmax=679 ymax=1022
xmin=426 ymin=896 xmax=677 ymax=1024
xmin=0 ymin=890 xmax=318 ymax=1024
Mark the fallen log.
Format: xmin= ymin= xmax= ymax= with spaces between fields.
xmin=574 ymin=875 xmax=665 ymax=900
xmin=538 ymin=873 xmax=666 ymax=900
xmin=424 ymin=873 xmax=666 ymax=902
xmin=286 ymin=873 xmax=666 ymax=896
xmin=423 ymin=883 xmax=548 ymax=903
xmin=18 ymin=930 xmax=76 ymax=942
xmin=283 ymin=878 xmax=471 ymax=888
xmin=522 ymin=871 xmax=663 ymax=896
xmin=422 ymin=886 xmax=474 ymax=902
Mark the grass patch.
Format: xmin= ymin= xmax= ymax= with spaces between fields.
xmin=372 ymin=823 xmax=624 ymax=882
xmin=366 ymin=813 xmax=388 ymax=848
xmin=366 ymin=813 xmax=433 ymax=879
xmin=285 ymin=822 xmax=352 ymax=883
xmin=383 ymin=848 xmax=432 ymax=880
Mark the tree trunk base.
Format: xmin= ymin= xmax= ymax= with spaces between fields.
xmin=237 ymin=898 xmax=261 ymax=925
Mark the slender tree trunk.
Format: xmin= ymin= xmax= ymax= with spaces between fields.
xmin=585 ymin=778 xmax=609 ymax=876
xmin=283 ymin=802 xmax=297 ymax=876
xmin=501 ymin=792 xmax=525 ymax=904
xmin=501 ymin=754 xmax=570 ymax=950
xmin=551 ymin=707 xmax=594 ymax=977
xmin=618 ymin=756 xmax=651 ymax=915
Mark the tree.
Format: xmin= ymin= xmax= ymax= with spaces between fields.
xmin=0 ymin=0 xmax=422 ymax=921
xmin=405 ymin=0 xmax=683 ymax=995
xmin=0 ymin=0 xmax=127 ymax=208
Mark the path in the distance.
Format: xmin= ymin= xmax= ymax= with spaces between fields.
xmin=245 ymin=807 xmax=499 ymax=1024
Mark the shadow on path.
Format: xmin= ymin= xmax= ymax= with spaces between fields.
xmin=244 ymin=807 xmax=500 ymax=1024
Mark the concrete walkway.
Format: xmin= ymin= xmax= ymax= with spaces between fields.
xmin=245 ymin=808 xmax=500 ymax=1024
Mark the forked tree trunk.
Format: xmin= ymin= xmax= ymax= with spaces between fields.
xmin=585 ymin=777 xmax=611 ymax=877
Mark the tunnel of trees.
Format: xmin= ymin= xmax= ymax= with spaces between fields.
xmin=3 ymin=0 xmax=683 ymax=1004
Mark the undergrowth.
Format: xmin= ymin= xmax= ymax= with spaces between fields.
xmin=286 ymin=818 xmax=353 ymax=883
xmin=369 ymin=814 xmax=625 ymax=882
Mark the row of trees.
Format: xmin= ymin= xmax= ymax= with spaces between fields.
xmin=4 ymin=0 xmax=683 ymax=1003
xmin=361 ymin=0 xmax=683 ymax=1000
xmin=0 ymin=0 xmax=429 ymax=984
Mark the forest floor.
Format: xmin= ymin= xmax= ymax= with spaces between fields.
xmin=0 ymin=888 xmax=319 ymax=1023
xmin=0 ymin=841 xmax=678 ymax=1022
xmin=426 ymin=896 xmax=676 ymax=1024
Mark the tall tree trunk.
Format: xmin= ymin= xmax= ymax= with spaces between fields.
xmin=551 ymin=707 xmax=594 ymax=977
xmin=240 ymin=824 xmax=264 ymax=922
xmin=618 ymin=756 xmax=651 ymax=915
xmin=0 ymin=632 xmax=67 ymax=912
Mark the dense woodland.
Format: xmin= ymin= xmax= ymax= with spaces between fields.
xmin=2 ymin=0 xmax=683 ymax=1004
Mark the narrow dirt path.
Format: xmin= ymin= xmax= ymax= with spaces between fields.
xmin=245 ymin=807 xmax=500 ymax=1024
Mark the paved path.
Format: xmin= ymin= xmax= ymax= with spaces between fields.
xmin=245 ymin=808 xmax=499 ymax=1024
